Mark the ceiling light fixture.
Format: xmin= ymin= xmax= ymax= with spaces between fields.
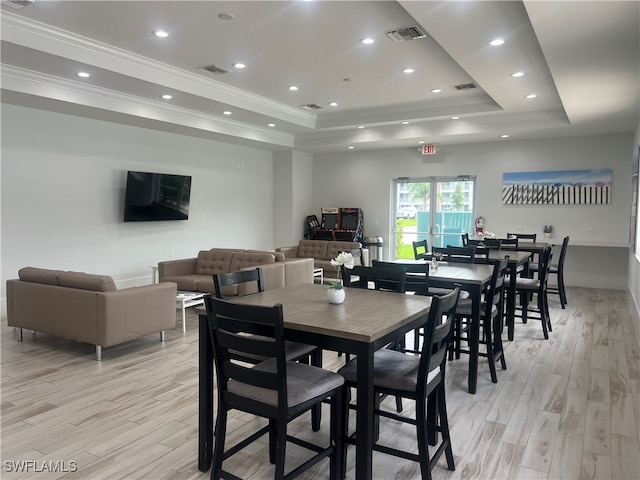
xmin=267 ymin=123 xmax=276 ymax=127
xmin=402 ymin=68 xmax=415 ymax=74
xmin=418 ymin=141 xmax=425 ymax=144
xmin=501 ymin=134 xmax=510 ymax=138
xmin=348 ymin=146 xmax=355 ymax=150
xmin=218 ymin=13 xmax=234 ymax=20
xmin=510 ymin=71 xmax=525 ymax=78
xmin=161 ymin=94 xmax=173 ymax=100
xmin=525 ymin=93 xmax=537 ymax=99
xmin=233 ymin=63 xmax=246 ymax=69
xmin=223 ymin=111 xmax=232 ymax=115
xmin=430 ymin=88 xmax=442 ymax=93
xmin=489 ymin=38 xmax=505 ymax=46
xmin=329 ymin=102 xmax=338 ymax=107
xmin=153 ymin=30 xmax=169 ymax=38
xmin=401 ymin=121 xmax=410 ymax=125
xmin=287 ymin=85 xmax=299 ymax=91
xmin=357 ymin=125 xmax=365 ymax=129
xmin=360 ymin=38 xmax=375 ymax=45
xmin=342 ymin=77 xmax=354 ymax=83
xmin=451 ymin=116 xmax=460 ymax=120
xmin=77 ymin=71 xmax=90 ymax=78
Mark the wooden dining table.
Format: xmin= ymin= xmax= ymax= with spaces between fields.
xmin=197 ymin=283 xmax=433 ymax=480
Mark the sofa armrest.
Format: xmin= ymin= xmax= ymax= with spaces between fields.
xmin=276 ymin=246 xmax=299 ymax=258
xmin=97 ymin=282 xmax=177 ymax=347
xmin=282 ymin=258 xmax=314 ymax=285
xmin=158 ymin=258 xmax=197 ymax=280
xmin=237 ymin=263 xmax=285 ymax=294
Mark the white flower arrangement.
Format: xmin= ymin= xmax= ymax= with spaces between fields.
xmin=544 ymin=225 xmax=554 ymax=233
xmin=329 ymin=251 xmax=355 ymax=290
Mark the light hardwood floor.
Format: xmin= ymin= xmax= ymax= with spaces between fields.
xmin=1 ymin=287 xmax=639 ymax=479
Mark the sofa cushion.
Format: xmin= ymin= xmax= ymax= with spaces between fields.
xmin=245 ymin=249 xmax=286 ymax=262
xmin=161 ymin=275 xmax=200 ymax=292
xmin=58 ymin=272 xmax=117 ymax=292
xmin=297 ymin=240 xmax=328 ymax=260
xmin=229 ymin=252 xmax=275 ymax=272
xmin=18 ymin=267 xmax=63 ymax=285
xmin=194 ymin=249 xmax=238 ymax=275
xmin=325 ymin=241 xmax=362 ymax=261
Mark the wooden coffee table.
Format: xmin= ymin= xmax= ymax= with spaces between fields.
xmin=176 ymin=291 xmax=205 ymax=332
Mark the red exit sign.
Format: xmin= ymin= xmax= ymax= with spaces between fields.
xmin=421 ymin=144 xmax=437 ymax=155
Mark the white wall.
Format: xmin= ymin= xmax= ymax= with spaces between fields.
xmin=312 ymin=133 xmax=633 ymax=290
xmin=1 ymin=104 xmax=275 ymax=298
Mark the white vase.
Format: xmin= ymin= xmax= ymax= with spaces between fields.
xmin=544 ymin=232 xmax=551 ymax=239
xmin=327 ymin=288 xmax=346 ymax=304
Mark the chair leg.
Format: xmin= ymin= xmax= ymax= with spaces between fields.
xmin=417 ymin=396 xmax=433 ymax=480
xmin=558 ymin=270 xmax=567 ymax=308
xmin=330 ymin=388 xmax=344 ymax=480
xmin=211 ymin=407 xmax=228 ymax=480
xmin=311 ymin=349 xmax=323 ymax=431
xmin=539 ymin=292 xmax=549 ymax=340
xmin=437 ymin=384 xmax=455 ymax=471
xmin=484 ymin=317 xmax=498 ymax=384
xmin=274 ymin=421 xmax=287 ymax=480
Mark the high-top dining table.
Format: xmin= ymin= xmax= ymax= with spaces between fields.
xmin=198 ymin=283 xmax=433 ymax=480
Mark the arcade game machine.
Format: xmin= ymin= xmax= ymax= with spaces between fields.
xmin=334 ymin=207 xmax=363 ymax=242
xmin=315 ymin=207 xmax=340 ymax=240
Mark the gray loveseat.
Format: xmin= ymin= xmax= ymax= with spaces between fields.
xmin=158 ymin=248 xmax=314 ymax=296
xmin=6 ymin=267 xmax=177 ymax=360
xmin=276 ymin=240 xmax=367 ymax=279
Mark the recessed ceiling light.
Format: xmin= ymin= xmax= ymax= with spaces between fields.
xmin=348 ymin=146 xmax=355 ymax=150
xmin=77 ymin=71 xmax=91 ymax=78
xmin=360 ymin=38 xmax=375 ymax=45
xmin=233 ymin=63 xmax=246 ymax=69
xmin=401 ymin=121 xmax=410 ymax=125
xmin=153 ymin=30 xmax=169 ymax=38
xmin=451 ymin=116 xmax=460 ymax=120
xmin=223 ymin=111 xmax=232 ymax=115
xmin=161 ymin=94 xmax=173 ymax=100
xmin=267 ymin=123 xmax=276 ymax=127
xmin=342 ymin=77 xmax=354 ymax=83
xmin=489 ymin=38 xmax=505 ymax=46
xmin=510 ymin=71 xmax=525 ymax=78
xmin=329 ymin=102 xmax=338 ymax=107
xmin=418 ymin=141 xmax=425 ymax=144
xmin=287 ymin=85 xmax=299 ymax=91
xmin=218 ymin=13 xmax=235 ymax=20
xmin=501 ymin=134 xmax=510 ymax=138
xmin=357 ymin=125 xmax=365 ymax=129
xmin=525 ymin=94 xmax=537 ymax=99
xmin=402 ymin=68 xmax=415 ymax=74
xmin=430 ymin=88 xmax=442 ymax=93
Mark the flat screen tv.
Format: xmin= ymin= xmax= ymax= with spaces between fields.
xmin=123 ymin=171 xmax=192 ymax=222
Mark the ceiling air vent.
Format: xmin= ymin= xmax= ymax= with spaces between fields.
xmin=2 ymin=0 xmax=35 ymax=9
xmin=198 ymin=64 xmax=232 ymax=75
xmin=454 ymin=83 xmax=477 ymax=91
xmin=385 ymin=25 xmax=427 ymax=43
xmin=300 ymin=104 xmax=323 ymax=110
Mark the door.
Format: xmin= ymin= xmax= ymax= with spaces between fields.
xmin=393 ymin=176 xmax=476 ymax=259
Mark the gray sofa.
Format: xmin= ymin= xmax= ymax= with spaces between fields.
xmin=158 ymin=248 xmax=314 ymax=296
xmin=276 ymin=240 xmax=367 ymax=279
xmin=6 ymin=267 xmax=177 ymax=360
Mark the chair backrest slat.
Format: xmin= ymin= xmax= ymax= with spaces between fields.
xmin=506 ymin=232 xmax=537 ymax=242
xmin=372 ymin=260 xmax=429 ymax=295
xmin=213 ymin=268 xmax=264 ymax=299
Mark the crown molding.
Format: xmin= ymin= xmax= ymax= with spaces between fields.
xmin=1 ymin=11 xmax=316 ymax=129
xmin=1 ymin=64 xmax=296 ymax=148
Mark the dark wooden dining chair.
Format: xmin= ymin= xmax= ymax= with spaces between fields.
xmin=507 ymin=232 xmax=537 ymax=242
xmin=204 ymin=296 xmax=345 ymax=480
xmin=342 ymin=264 xmax=407 ymax=292
xmin=338 ymin=287 xmax=460 ymax=480
xmin=514 ymin=245 xmax=554 ymax=339
xmin=529 ymin=236 xmax=569 ymax=309
xmin=433 ymin=246 xmax=477 ymax=263
xmin=482 ymin=238 xmax=502 ymax=249
xmin=412 ymin=239 xmax=430 ymax=260
xmin=450 ymin=257 xmax=509 ymax=384
xmin=499 ymin=237 xmax=519 ymax=248
xmin=213 ymin=269 xmax=323 ymax=430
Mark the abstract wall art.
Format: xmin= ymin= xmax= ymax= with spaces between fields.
xmin=502 ymin=169 xmax=612 ymax=205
